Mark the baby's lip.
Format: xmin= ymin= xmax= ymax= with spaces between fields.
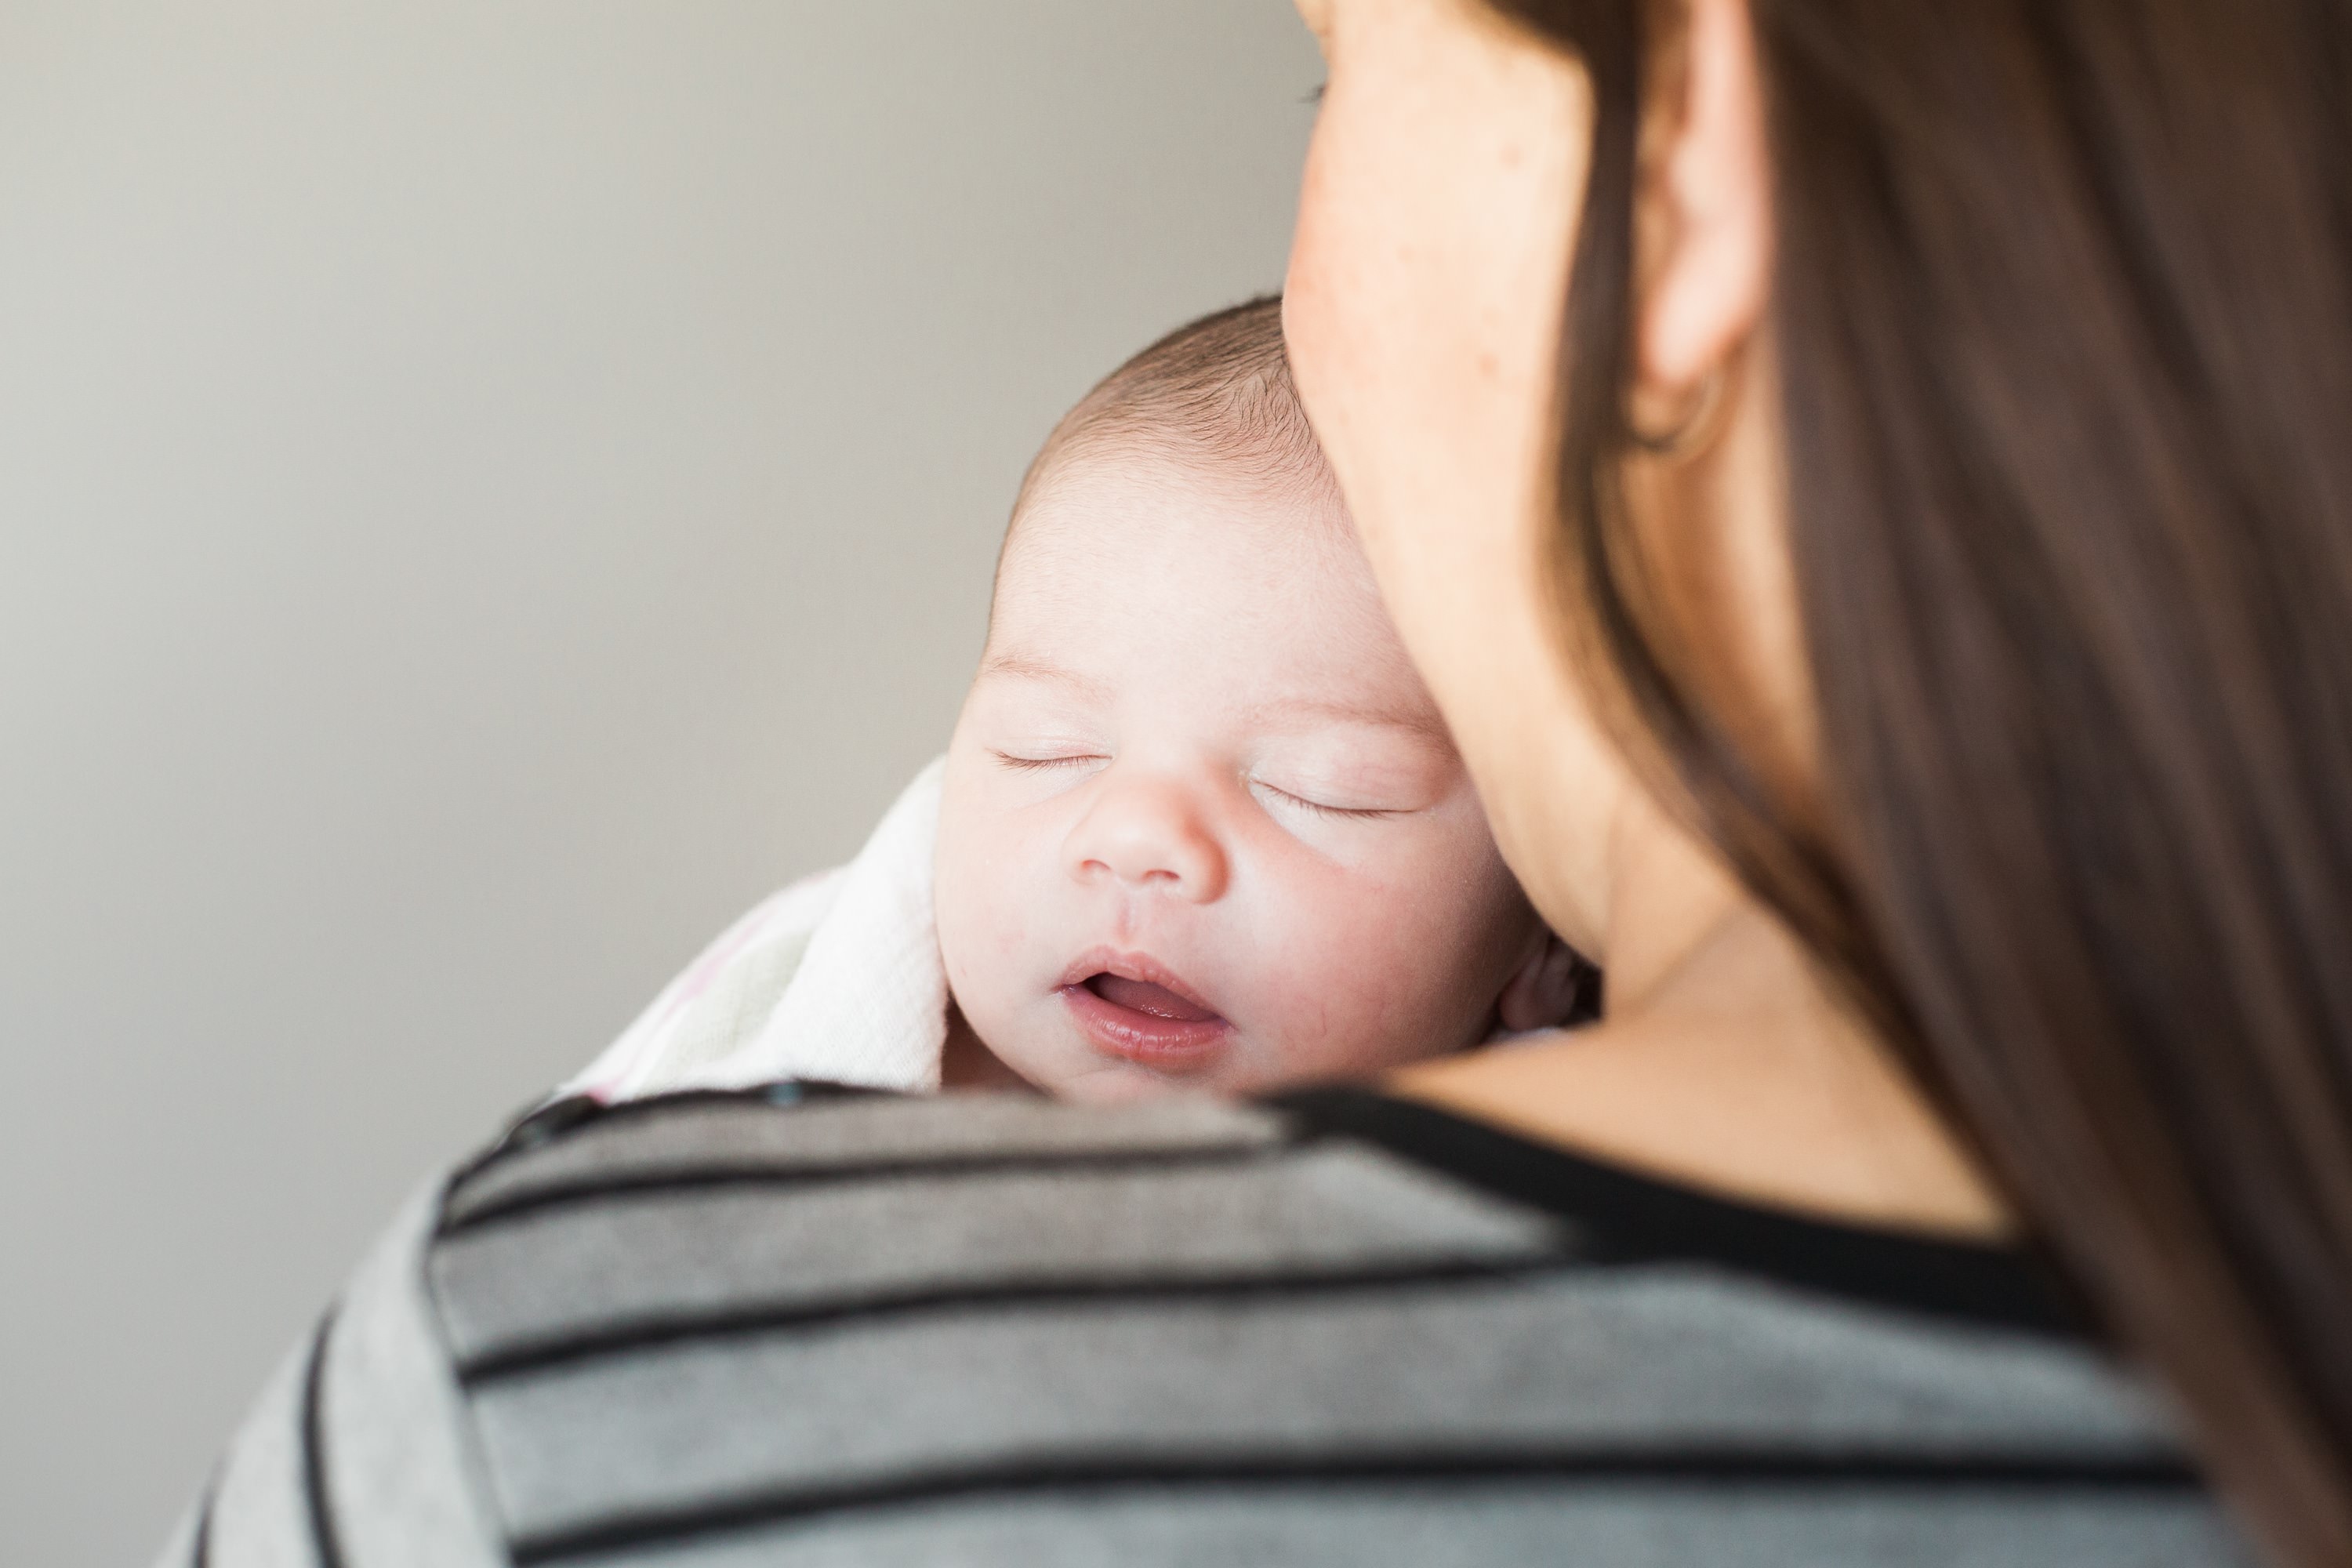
xmin=1055 ymin=947 xmax=1233 ymax=1073
xmin=1054 ymin=947 xmax=1221 ymax=1015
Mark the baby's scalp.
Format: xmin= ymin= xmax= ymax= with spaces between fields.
xmin=994 ymin=296 xmax=1350 ymax=591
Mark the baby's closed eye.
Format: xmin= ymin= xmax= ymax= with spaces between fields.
xmin=1246 ymin=742 xmax=1452 ymax=821
xmin=990 ymin=749 xmax=1108 ymax=773
xmin=1250 ymin=779 xmax=1403 ymax=820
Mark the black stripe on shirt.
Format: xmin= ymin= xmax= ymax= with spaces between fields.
xmin=456 ymin=1087 xmax=2079 ymax=1344
xmin=438 ymin=1139 xmax=1293 ymax=1238
xmin=188 ymin=1476 xmax=216 ymax=1568
xmin=1273 ymin=1087 xmax=2084 ymax=1339
xmin=299 ymin=1306 xmax=347 ymax=1568
xmin=446 ymin=1083 xmax=892 ymax=1199
xmin=505 ymin=1445 xmax=2206 ymax=1564
xmin=456 ymin=1254 xmax=1570 ymax=1385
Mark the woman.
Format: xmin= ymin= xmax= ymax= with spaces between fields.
xmin=171 ymin=2 xmax=2343 ymax=1564
xmin=1286 ymin=0 xmax=2352 ymax=1561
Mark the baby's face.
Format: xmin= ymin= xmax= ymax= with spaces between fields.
xmin=934 ymin=445 xmax=1539 ymax=1102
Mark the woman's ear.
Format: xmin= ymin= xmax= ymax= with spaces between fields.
xmin=1633 ymin=0 xmax=1771 ymax=405
xmin=1498 ymin=930 xmax=1600 ymax=1033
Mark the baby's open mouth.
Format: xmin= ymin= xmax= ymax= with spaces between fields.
xmin=1057 ymin=953 xmax=1233 ymax=1073
xmin=1083 ymin=972 xmax=1220 ymax=1023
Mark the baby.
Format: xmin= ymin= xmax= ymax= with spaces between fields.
xmin=570 ymin=298 xmax=1584 ymax=1105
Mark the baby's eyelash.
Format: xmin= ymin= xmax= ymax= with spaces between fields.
xmin=1262 ymin=784 xmax=1394 ymax=822
xmin=991 ymin=750 xmax=1103 ymax=773
xmin=1301 ymin=81 xmax=1327 ymax=107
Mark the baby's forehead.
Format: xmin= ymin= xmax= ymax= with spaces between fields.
xmin=996 ymin=437 xmax=1357 ymax=593
xmin=980 ymin=445 xmax=1443 ymax=733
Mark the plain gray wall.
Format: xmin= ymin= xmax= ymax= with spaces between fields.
xmin=0 ymin=4 xmax=1319 ymax=1559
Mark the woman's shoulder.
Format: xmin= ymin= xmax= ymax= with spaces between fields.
xmin=169 ymin=1086 xmax=2256 ymax=1566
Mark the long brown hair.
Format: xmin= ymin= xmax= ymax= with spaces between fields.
xmin=1487 ymin=1 xmax=2352 ymax=1562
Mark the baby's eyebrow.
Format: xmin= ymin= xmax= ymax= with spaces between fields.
xmin=977 ymin=652 xmax=1452 ymax=747
xmin=975 ymin=651 xmax=1113 ymax=700
xmin=1243 ymin=695 xmax=1454 ymax=747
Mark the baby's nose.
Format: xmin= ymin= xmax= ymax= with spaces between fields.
xmin=1063 ymin=774 xmax=1229 ymax=902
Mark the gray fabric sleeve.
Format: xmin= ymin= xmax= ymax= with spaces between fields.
xmin=157 ymin=1178 xmax=507 ymax=1568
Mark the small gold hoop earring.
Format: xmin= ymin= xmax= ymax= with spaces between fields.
xmin=1629 ymin=367 xmax=1727 ymax=460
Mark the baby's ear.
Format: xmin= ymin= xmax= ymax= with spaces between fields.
xmin=1497 ymin=931 xmax=1600 ymax=1033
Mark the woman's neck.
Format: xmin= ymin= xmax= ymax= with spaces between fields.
xmin=1393 ymin=826 xmax=2013 ymax=1240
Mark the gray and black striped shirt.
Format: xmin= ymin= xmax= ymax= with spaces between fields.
xmin=165 ymin=1084 xmax=2256 ymax=1566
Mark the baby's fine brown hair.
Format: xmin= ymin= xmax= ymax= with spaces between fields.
xmin=1011 ymin=295 xmax=1332 ymax=517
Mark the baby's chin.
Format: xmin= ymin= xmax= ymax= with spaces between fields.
xmin=994 ymin=1031 xmax=1356 ymax=1104
xmin=1047 ymin=1062 xmax=1196 ymax=1105
xmin=972 ymin=987 xmax=1465 ymax=1100
xmin=983 ymin=1039 xmax=1206 ymax=1104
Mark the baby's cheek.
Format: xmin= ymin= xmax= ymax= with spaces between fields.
xmin=1248 ymin=822 xmax=1526 ymax=1073
xmin=935 ymin=793 xmax=1040 ymax=1013
xmin=1247 ymin=869 xmax=1429 ymax=1051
